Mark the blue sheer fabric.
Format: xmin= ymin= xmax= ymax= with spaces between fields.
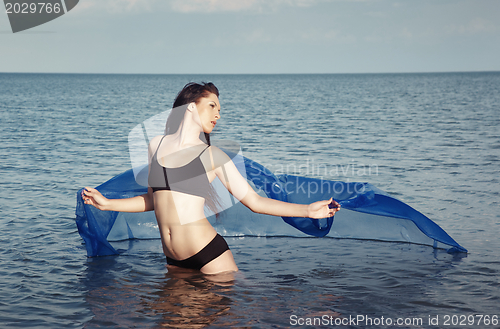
xmin=75 ymin=152 xmax=467 ymax=257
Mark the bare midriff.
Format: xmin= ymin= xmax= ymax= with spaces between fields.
xmin=153 ymin=190 xmax=217 ymax=261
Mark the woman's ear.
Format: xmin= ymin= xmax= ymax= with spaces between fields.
xmin=187 ymin=102 xmax=197 ymax=112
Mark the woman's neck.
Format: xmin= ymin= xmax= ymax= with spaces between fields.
xmin=170 ymin=110 xmax=204 ymax=148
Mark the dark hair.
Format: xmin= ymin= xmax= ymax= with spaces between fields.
xmin=165 ymin=82 xmax=219 ymax=145
xmin=166 ymin=82 xmax=222 ymax=218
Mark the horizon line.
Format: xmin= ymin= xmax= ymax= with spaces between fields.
xmin=1 ymin=70 xmax=499 ymax=76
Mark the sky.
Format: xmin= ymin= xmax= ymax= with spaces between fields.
xmin=1 ymin=0 xmax=499 ymax=74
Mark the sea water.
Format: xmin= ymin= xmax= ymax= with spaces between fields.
xmin=0 ymin=72 xmax=499 ymax=328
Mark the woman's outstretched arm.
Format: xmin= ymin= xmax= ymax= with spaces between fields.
xmin=82 ymin=187 xmax=154 ymax=212
xmin=211 ymin=147 xmax=340 ymax=219
xmin=82 ymin=136 xmax=161 ymax=212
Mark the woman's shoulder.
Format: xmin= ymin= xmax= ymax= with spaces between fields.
xmin=206 ymin=145 xmax=233 ymax=167
xmin=207 ymin=145 xmax=227 ymax=156
xmin=148 ymin=135 xmax=166 ymax=153
xmin=150 ymin=134 xmax=165 ymax=144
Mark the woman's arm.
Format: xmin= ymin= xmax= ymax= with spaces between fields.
xmin=82 ymin=186 xmax=154 ymax=212
xmin=211 ymin=147 xmax=340 ymax=219
xmin=241 ymin=191 xmax=337 ymax=219
xmin=82 ymin=136 xmax=164 ymax=212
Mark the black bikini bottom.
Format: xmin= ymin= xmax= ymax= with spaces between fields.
xmin=166 ymin=233 xmax=229 ymax=270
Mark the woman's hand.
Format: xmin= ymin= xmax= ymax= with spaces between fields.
xmin=307 ymin=198 xmax=340 ymax=219
xmin=82 ymin=187 xmax=110 ymax=211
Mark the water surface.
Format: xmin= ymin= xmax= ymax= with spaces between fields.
xmin=1 ymin=72 xmax=499 ymax=328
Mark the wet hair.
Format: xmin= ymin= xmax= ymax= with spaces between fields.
xmin=165 ymin=82 xmax=219 ymax=146
xmin=166 ymin=82 xmax=222 ymax=217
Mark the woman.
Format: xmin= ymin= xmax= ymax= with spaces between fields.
xmin=82 ymin=82 xmax=340 ymax=275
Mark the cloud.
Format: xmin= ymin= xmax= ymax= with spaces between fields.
xmin=75 ymin=0 xmax=362 ymax=15
xmin=73 ymin=0 xmax=326 ymax=15
xmin=445 ymin=18 xmax=497 ymax=35
xmin=75 ymin=0 xmax=162 ymax=14
xmin=170 ymin=0 xmax=325 ymax=13
xmin=171 ymin=0 xmax=258 ymax=13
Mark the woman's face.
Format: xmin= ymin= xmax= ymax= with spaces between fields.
xmin=195 ymin=93 xmax=221 ymax=134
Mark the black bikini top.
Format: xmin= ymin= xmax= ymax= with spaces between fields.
xmin=148 ymin=136 xmax=211 ymax=199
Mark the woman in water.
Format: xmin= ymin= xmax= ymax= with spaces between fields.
xmin=82 ymin=82 xmax=340 ymax=275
